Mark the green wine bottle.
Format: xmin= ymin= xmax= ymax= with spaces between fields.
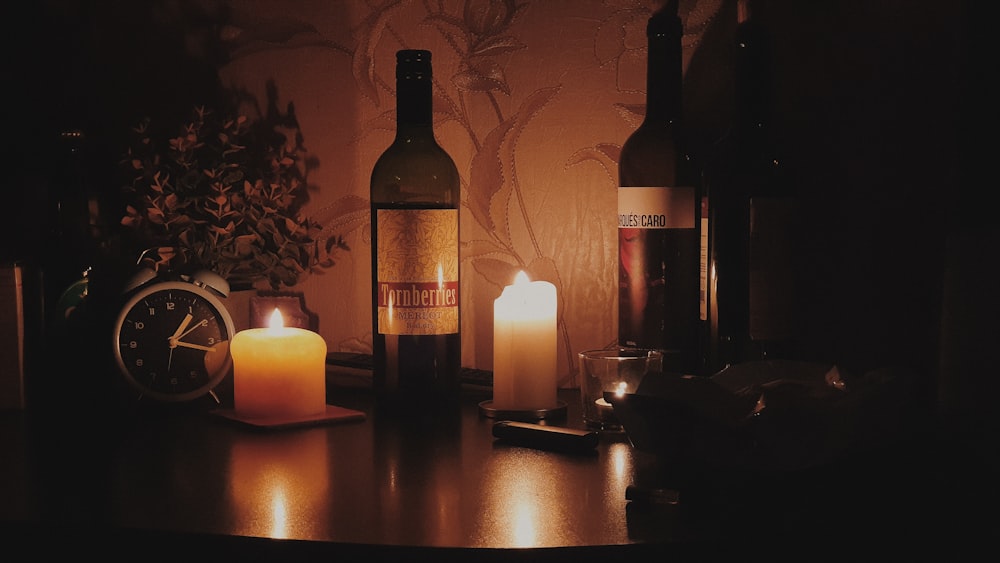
xmin=370 ymin=50 xmax=462 ymax=407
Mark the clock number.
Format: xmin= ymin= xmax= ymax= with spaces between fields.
xmin=134 ymin=321 xmax=145 ymax=330
xmin=148 ymin=307 xmax=155 ymax=315
xmin=128 ymin=340 xmax=137 ymax=349
xmin=135 ymin=358 xmax=144 ymax=367
xmin=166 ymin=302 xmax=176 ymax=311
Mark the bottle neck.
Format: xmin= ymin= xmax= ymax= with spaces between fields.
xmin=644 ymin=7 xmax=683 ymax=124
xmin=733 ymin=10 xmax=771 ymax=132
xmin=395 ymin=51 xmax=435 ymax=138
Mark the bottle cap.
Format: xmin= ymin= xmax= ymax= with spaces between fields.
xmin=397 ymin=49 xmax=432 ymax=80
xmin=648 ymin=0 xmax=681 ymax=37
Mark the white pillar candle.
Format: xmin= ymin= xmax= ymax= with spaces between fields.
xmin=231 ymin=309 xmax=327 ymax=419
xmin=493 ymin=271 xmax=558 ymax=410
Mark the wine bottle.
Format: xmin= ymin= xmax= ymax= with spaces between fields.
xmin=702 ymin=0 xmax=797 ymax=374
xmin=618 ymin=1 xmax=702 ymax=375
xmin=370 ymin=49 xmax=462 ymax=407
xmin=44 ymin=128 xmax=96 ymax=331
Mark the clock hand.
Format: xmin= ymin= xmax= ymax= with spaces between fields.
xmin=176 ymin=318 xmax=210 ymax=341
xmin=169 ymin=313 xmax=194 ymax=341
xmin=169 ymin=312 xmax=221 ymax=352
xmin=174 ymin=341 xmax=217 ymax=352
xmin=167 ymin=315 xmax=196 ymax=369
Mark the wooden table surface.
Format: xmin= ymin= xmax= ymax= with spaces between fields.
xmin=0 ymin=378 xmax=992 ymax=561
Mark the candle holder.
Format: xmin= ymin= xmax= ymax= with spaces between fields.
xmin=578 ymin=348 xmax=663 ymax=431
xmin=477 ymin=399 xmax=567 ymax=422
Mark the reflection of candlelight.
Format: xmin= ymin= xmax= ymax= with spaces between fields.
xmin=386 ymin=292 xmax=394 ymax=332
xmin=482 ymin=459 xmax=547 ymax=547
xmin=606 ymin=442 xmax=632 ymax=503
xmin=479 ymin=450 xmax=580 ymax=547
xmin=512 ymin=501 xmax=539 ymax=547
xmin=270 ymin=489 xmax=289 ymax=538
xmin=228 ymin=431 xmax=330 ymax=539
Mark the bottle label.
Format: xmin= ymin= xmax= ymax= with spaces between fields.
xmin=617 ymin=186 xmax=698 ymax=353
xmin=617 ymin=187 xmax=696 ymax=229
xmin=700 ymin=195 xmax=709 ymax=322
xmin=375 ymin=208 xmax=459 ymax=335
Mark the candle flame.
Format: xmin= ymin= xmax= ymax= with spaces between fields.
xmin=514 ymin=270 xmax=530 ymax=286
xmin=269 ymin=308 xmax=285 ymax=329
xmin=614 ymin=381 xmax=628 ymax=398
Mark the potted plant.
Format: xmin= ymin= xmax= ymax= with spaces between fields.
xmin=119 ymin=105 xmax=347 ymax=290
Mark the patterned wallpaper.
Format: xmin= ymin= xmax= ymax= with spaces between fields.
xmin=207 ymin=0 xmax=728 ymax=387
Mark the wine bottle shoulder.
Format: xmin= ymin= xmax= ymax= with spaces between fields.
xmin=705 ymin=126 xmax=790 ymax=199
xmin=372 ymin=135 xmax=458 ymax=168
xmin=619 ymin=124 xmax=697 ymax=187
xmin=371 ymin=139 xmax=460 ymax=202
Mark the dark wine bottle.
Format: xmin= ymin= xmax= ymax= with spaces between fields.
xmin=44 ymin=128 xmax=96 ymax=330
xmin=618 ymin=1 xmax=702 ymax=375
xmin=370 ymin=50 xmax=462 ymax=407
xmin=702 ymin=0 xmax=797 ymax=375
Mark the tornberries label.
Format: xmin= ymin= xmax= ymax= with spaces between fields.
xmin=375 ymin=208 xmax=459 ymax=335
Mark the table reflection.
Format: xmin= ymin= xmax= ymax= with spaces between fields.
xmin=482 ymin=451 xmax=569 ymax=547
xmin=97 ymin=390 xmax=642 ymax=549
xmin=227 ymin=430 xmax=330 ymax=539
xmin=606 ymin=441 xmax=633 ymax=499
xmin=477 ymin=435 xmax=634 ymax=548
xmin=371 ymin=408 xmax=465 ymax=546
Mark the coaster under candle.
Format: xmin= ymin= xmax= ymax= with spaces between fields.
xmin=211 ymin=404 xmax=365 ymax=430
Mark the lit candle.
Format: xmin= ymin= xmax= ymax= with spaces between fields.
xmin=231 ymin=309 xmax=327 ymax=420
xmin=596 ymin=381 xmax=629 ymax=421
xmin=493 ymin=271 xmax=557 ymax=411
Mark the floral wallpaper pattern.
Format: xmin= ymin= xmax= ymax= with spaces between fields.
xmin=212 ymin=0 xmax=726 ymax=387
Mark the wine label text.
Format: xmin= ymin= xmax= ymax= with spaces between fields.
xmin=617 ymin=186 xmax=696 ymax=229
xmin=375 ymin=208 xmax=460 ymax=335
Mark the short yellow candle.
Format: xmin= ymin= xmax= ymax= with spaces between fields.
xmin=231 ymin=309 xmax=327 ymax=419
xmin=493 ymin=271 xmax=558 ymax=411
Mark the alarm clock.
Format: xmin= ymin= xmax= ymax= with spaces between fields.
xmin=112 ymin=268 xmax=235 ymax=403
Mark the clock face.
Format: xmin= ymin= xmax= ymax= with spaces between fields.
xmin=113 ymin=281 xmax=234 ymax=402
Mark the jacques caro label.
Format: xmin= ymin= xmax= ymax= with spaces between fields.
xmin=376 ymin=208 xmax=459 ymax=335
xmin=617 ymin=186 xmax=695 ymax=229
